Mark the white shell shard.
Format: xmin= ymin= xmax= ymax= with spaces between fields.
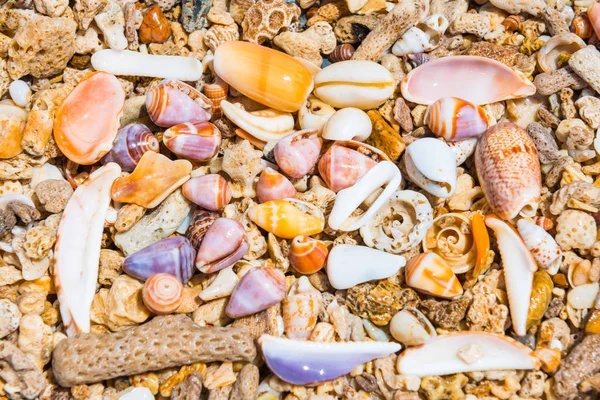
xmin=8 ymin=80 xmax=31 ymax=107
xmin=220 ymin=100 xmax=295 ymax=142
xmin=54 ymin=163 xmax=122 ymax=337
xmin=517 ymin=219 xmax=562 ymax=275
xmin=328 ymin=161 xmax=402 ymax=231
xmin=537 ymin=33 xmax=586 ymax=73
xmin=397 ymin=332 xmax=540 ymax=376
xmin=0 ymin=194 xmax=35 ymax=211
xmin=392 ymin=14 xmax=449 ymax=56
xmin=298 ymin=96 xmax=335 ymax=132
xmin=322 ymin=108 xmax=372 ymax=142
xmin=326 ymin=244 xmax=406 ymax=289
xmin=485 ymin=215 xmax=537 ymax=336
xmin=390 ymin=307 xmax=436 ymax=346
xmin=567 ymin=283 xmax=599 ymax=309
xmin=91 ymin=50 xmax=203 ymax=81
xmin=30 ymin=163 xmax=66 ymax=190
xmin=404 ymin=138 xmax=457 ymax=198
xmin=199 ymin=266 xmax=239 ymax=301
xmin=117 ymin=387 xmax=154 ymax=400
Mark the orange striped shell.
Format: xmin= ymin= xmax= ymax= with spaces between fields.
xmin=405 ymin=252 xmax=463 ymax=299
xmin=288 ymin=236 xmax=328 ymax=274
xmin=142 ymin=273 xmax=183 ymax=314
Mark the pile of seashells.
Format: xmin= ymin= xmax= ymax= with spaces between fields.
xmin=2 ymin=0 xmax=600 ymax=398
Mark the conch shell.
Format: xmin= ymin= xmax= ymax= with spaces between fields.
xmin=392 ymin=14 xmax=449 ymax=56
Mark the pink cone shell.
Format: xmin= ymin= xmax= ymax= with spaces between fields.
xmin=274 ymin=130 xmax=323 ymax=178
xmin=475 ymin=122 xmax=541 ymax=220
xmin=182 ymin=174 xmax=232 ymax=211
xmin=195 ymin=218 xmax=249 ymax=273
xmin=163 ymin=121 xmax=221 ymax=162
xmin=400 ymin=56 xmax=536 ymax=105
xmin=146 ymin=80 xmax=212 ymax=127
xmin=589 ymin=3 xmax=600 ymax=39
xmin=282 ymin=291 xmax=322 ymax=340
xmin=425 ymin=97 xmax=488 ymax=141
xmin=142 ymin=273 xmax=183 ymax=315
xmin=256 ymin=167 xmax=297 ymax=203
xmin=225 ymin=267 xmax=285 ymax=318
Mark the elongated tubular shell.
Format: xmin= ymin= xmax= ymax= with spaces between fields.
xmin=256 ymin=167 xmax=297 ymax=203
xmin=145 ymin=80 xmax=212 ymax=127
xmin=182 ymin=174 xmax=232 ymax=211
xmin=142 ymin=273 xmax=184 ymax=315
xmin=54 ymin=163 xmax=122 ymax=336
xmin=400 ymin=56 xmax=536 ymax=105
xmin=225 ymin=267 xmax=285 ymax=318
xmin=273 ymin=130 xmax=323 ymax=178
xmin=163 ymin=121 xmax=221 ymax=162
xmin=247 ymin=200 xmax=324 ymax=239
xmin=54 ymin=72 xmax=125 ymax=165
xmin=101 ymin=123 xmax=159 ymax=171
xmin=397 ymin=332 xmax=540 ymax=376
xmin=475 ymin=122 xmax=541 ymax=220
xmin=485 ymin=215 xmax=537 ymax=336
xmin=425 ymin=97 xmax=488 ymax=141
xmin=588 ymin=3 xmax=600 ymax=42
xmin=289 ymin=236 xmax=328 ymax=274
xmin=405 ymin=252 xmax=463 ymax=299
xmin=213 ymin=41 xmax=313 ymax=112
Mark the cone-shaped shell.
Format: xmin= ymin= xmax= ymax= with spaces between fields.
xmin=195 ymin=218 xmax=249 ymax=273
xmin=182 ymin=174 xmax=232 ymax=211
xmin=425 ymin=97 xmax=488 ymax=141
xmin=145 ymin=80 xmax=212 ymax=127
xmin=142 ymin=273 xmax=183 ymax=315
xmin=256 ymin=167 xmax=297 ymax=203
xmin=475 ymin=122 xmax=541 ymax=220
xmin=213 ymin=41 xmax=313 ymax=112
xmin=405 ymin=252 xmax=463 ymax=299
xmin=282 ymin=291 xmax=322 ymax=340
xmin=101 ymin=123 xmax=159 ymax=171
xmin=274 ymin=130 xmax=323 ymax=178
xmin=400 ymin=56 xmax=536 ymax=105
xmin=289 ymin=236 xmax=328 ymax=274
xmin=590 ymin=3 xmax=600 ymax=38
xmin=163 ymin=121 xmax=221 ymax=162
xmin=247 ymin=200 xmax=324 ymax=239
xmin=54 ymin=72 xmax=125 ymax=165
xmin=0 ymin=103 xmax=26 ymax=159
xmin=517 ymin=219 xmax=562 ymax=274
xmin=225 ymin=267 xmax=285 ymax=318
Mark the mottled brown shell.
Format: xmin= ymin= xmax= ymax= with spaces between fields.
xmin=328 ymin=43 xmax=355 ymax=63
xmin=186 ymin=209 xmax=219 ymax=250
xmin=526 ymin=271 xmax=553 ymax=330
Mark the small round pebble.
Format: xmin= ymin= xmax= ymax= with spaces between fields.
xmin=8 ymin=80 xmax=32 ymax=108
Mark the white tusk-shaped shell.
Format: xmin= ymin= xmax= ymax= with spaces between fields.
xmin=404 ymin=138 xmax=457 ymax=198
xmin=327 ymin=244 xmax=406 ymax=289
xmin=517 ymin=219 xmax=562 ymax=275
xmin=485 ymin=215 xmax=537 ymax=336
xmin=298 ymin=96 xmax=335 ymax=132
xmin=448 ymin=138 xmax=478 ymax=166
xmin=328 ymin=161 xmax=402 ymax=231
xmin=397 ymin=332 xmax=540 ymax=376
xmin=220 ymin=100 xmax=295 ymax=142
xmin=54 ymin=163 xmax=122 ymax=336
xmin=392 ymin=14 xmax=449 ymax=56
xmin=322 ymin=108 xmax=372 ymax=142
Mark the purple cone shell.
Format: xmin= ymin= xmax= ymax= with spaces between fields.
xmin=195 ymin=218 xmax=249 ymax=273
xmin=101 ymin=124 xmax=159 ymax=171
xmin=226 ymin=267 xmax=285 ymax=318
xmin=259 ymin=335 xmax=401 ymax=385
xmin=123 ymin=236 xmax=196 ymax=283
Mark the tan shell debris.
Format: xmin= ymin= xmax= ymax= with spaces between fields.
xmin=242 ymin=0 xmax=300 ymax=44
xmin=568 ymin=46 xmax=600 ymax=95
xmin=0 ymin=341 xmax=46 ymax=399
xmin=273 ymin=21 xmax=336 ymax=66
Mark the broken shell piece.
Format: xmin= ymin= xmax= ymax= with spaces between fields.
xmin=404 ymin=138 xmax=457 ymax=198
xmin=537 ymin=33 xmax=586 ymax=73
xmin=517 ymin=219 xmax=562 ymax=275
xmin=199 ymin=266 xmax=239 ymax=302
xmin=0 ymin=194 xmax=36 ymax=211
xmin=321 ymin=108 xmax=372 ymax=142
xmin=485 ymin=215 xmax=537 ymax=336
xmin=328 ymin=161 xmax=402 ymax=231
xmin=400 ymin=56 xmax=536 ymax=105
xmin=289 ymin=236 xmax=328 ymax=274
xmin=195 ymin=218 xmax=249 ymax=274
xmin=390 ymin=307 xmax=436 ymax=346
xmin=256 ymin=168 xmax=297 ymax=203
xmin=54 ymin=72 xmax=125 ymax=165
xmin=590 ymin=3 xmax=600 ymax=39
xmin=0 ymin=103 xmax=27 ymax=159
xmin=101 ymin=124 xmax=159 ymax=172
xmin=146 ymin=80 xmax=212 ymax=128
xmin=142 ymin=273 xmax=184 ymax=315
xmin=183 ymin=174 xmax=232 ymax=211
xmin=282 ymin=276 xmax=322 ymax=340
xmin=567 ymin=283 xmax=599 ymax=309
xmin=91 ymin=50 xmax=203 ymax=81
xmin=226 ymin=267 xmax=285 ymax=318
xmin=298 ymin=96 xmax=335 ymax=132
xmin=221 ymin=101 xmax=295 ymax=142
xmin=425 ymin=97 xmax=488 ymax=141
xmin=273 ymin=130 xmax=323 ymax=178
xmin=448 ymin=138 xmax=478 ymax=166
xmin=54 ymin=163 xmax=122 ymax=336
xmin=94 ymin=0 xmax=127 ymax=50
xmin=313 ymin=60 xmax=395 ymax=109
xmin=405 ymin=252 xmax=463 ymax=299
xmin=118 ymin=388 xmax=154 ymax=400
xmin=30 ymin=163 xmax=65 ymax=189
xmin=248 ymin=200 xmax=324 ymax=239
xmin=259 ymin=334 xmax=401 ymax=385
xmin=397 ymin=332 xmax=540 ymax=376
xmin=392 ymin=14 xmax=449 ymax=56
xmin=163 ymin=121 xmax=221 ymax=162
xmin=326 ymin=244 xmax=406 ymax=290
xmin=8 ymin=80 xmax=31 ymax=108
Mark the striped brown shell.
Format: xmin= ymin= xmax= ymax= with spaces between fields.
xmin=186 ymin=209 xmax=219 ymax=250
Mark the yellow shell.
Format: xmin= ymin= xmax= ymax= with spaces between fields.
xmin=526 ymin=270 xmax=553 ymax=330
xmin=405 ymin=252 xmax=463 ymax=299
xmin=247 ymin=200 xmax=324 ymax=239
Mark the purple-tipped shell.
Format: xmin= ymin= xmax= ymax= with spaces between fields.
xmin=195 ymin=218 xmax=249 ymax=273
xmin=123 ymin=236 xmax=196 ymax=283
xmin=186 ymin=209 xmax=219 ymax=250
xmin=274 ymin=130 xmax=322 ymax=178
xmin=101 ymin=124 xmax=159 ymax=171
xmin=226 ymin=267 xmax=285 ymax=318
xmin=163 ymin=121 xmax=221 ymax=162
xmin=182 ymin=174 xmax=232 ymax=211
xmin=146 ymin=80 xmax=211 ymax=127
xmin=259 ymin=335 xmax=401 ymax=385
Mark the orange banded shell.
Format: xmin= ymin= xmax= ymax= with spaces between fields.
xmin=405 ymin=252 xmax=463 ymax=299
xmin=142 ymin=273 xmax=183 ymax=314
xmin=288 ymin=236 xmax=328 ymax=274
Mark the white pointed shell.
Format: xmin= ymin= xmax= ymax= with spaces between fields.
xmin=392 ymin=14 xmax=449 ymax=56
xmin=405 ymin=138 xmax=457 ymax=198
xmin=537 ymin=33 xmax=586 ymax=73
xmin=397 ymin=332 xmax=540 ymax=376
xmin=198 ymin=266 xmax=239 ymax=301
xmin=322 ymin=108 xmax=372 ymax=142
xmin=448 ymin=138 xmax=477 ymax=166
xmin=220 ymin=100 xmax=294 ymax=141
xmin=390 ymin=307 xmax=436 ymax=346
xmin=326 ymin=244 xmax=406 ymax=289
xmin=360 ymin=190 xmax=433 ymax=254
xmin=298 ymin=96 xmax=335 ymax=132
xmin=517 ymin=219 xmax=562 ymax=275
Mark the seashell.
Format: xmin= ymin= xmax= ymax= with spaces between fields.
xmin=225 ymin=267 xmax=285 ymax=318
xmin=247 ymin=200 xmax=324 ymax=239
xmin=475 ymin=122 xmax=541 ymax=220
xmin=517 ymin=219 xmax=562 ymax=274
xmin=111 ymin=152 xmax=192 ymax=209
xmin=0 ymin=103 xmax=27 ymax=159
xmin=8 ymin=80 xmax=31 ymax=108
xmin=485 ymin=215 xmax=537 ymax=336
xmin=585 ymin=309 xmax=600 ymax=334
xmin=199 ymin=266 xmax=239 ymax=302
xmin=537 ymin=33 xmax=586 ymax=73
xmin=145 ymin=80 xmax=212 ymax=128
xmin=327 ymin=244 xmax=406 ymax=290
xmin=273 ymin=130 xmax=323 ymax=178
xmin=101 ymin=123 xmax=159 ymax=172
xmin=405 ymin=252 xmax=463 ymax=299
xmin=220 ymin=100 xmax=295 ymax=142
xmin=423 ymin=213 xmax=477 ymax=274
xmin=259 ymin=334 xmax=401 ymax=385
xmin=567 ymin=283 xmax=599 ymax=309
xmin=30 ymin=163 xmax=65 ymax=190
xmin=298 ymin=96 xmax=336 ymax=132
xmin=397 ymin=332 xmax=540 ymax=376
xmin=588 ymin=3 xmax=600 ymax=39
xmin=195 ymin=218 xmax=249 ymax=274
xmin=526 ymin=270 xmax=553 ymax=331
xmin=139 ymin=5 xmax=172 ymax=44
xmin=568 ymin=259 xmax=596 ymax=287
xmin=214 ymin=41 xmax=313 ymax=112
xmin=321 ymin=108 xmax=372 ymax=142
xmin=204 ymin=77 xmax=229 ymax=118
xmin=471 ymin=212 xmax=490 ymax=278
xmin=186 ymin=209 xmax=219 ymax=250
xmin=447 ymin=138 xmax=477 ymax=166
xmin=533 ymin=216 xmax=554 ymax=231
xmin=54 ymin=163 xmax=122 ymax=336
xmin=182 ymin=174 xmax=232 ymax=211
xmin=392 ymin=14 xmax=449 ymax=56
xmin=571 ymin=13 xmax=593 ymax=40
xmin=400 ymin=56 xmax=536 ymax=105
xmin=235 ymin=128 xmax=267 ymax=150
xmin=404 ymin=138 xmax=457 ymax=198
xmin=256 ymin=167 xmax=297 ymax=203
xmin=118 ymin=388 xmax=154 ymax=400
xmin=162 ymin=121 xmax=221 ymax=162
xmin=123 ymin=236 xmax=196 ymax=284
xmin=328 ymin=43 xmax=355 ymax=63
xmin=313 ymin=60 xmax=395 ymax=109
xmin=425 ymin=97 xmax=488 ymax=141
xmin=0 ymin=194 xmax=35 ymax=212
xmin=390 ymin=307 xmax=436 ymax=346
xmin=142 ymin=273 xmax=183 ymax=315
xmin=318 ymin=141 xmax=388 ymax=192
xmin=328 ymin=161 xmax=402 ymax=231
xmin=282 ymin=277 xmax=322 ymax=340
xmin=54 ymin=72 xmax=125 ymax=165
xmin=288 ymin=236 xmax=328 ymax=274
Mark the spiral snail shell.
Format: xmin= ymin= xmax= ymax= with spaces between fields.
xmin=142 ymin=273 xmax=184 ymax=314
xmin=101 ymin=123 xmax=159 ymax=171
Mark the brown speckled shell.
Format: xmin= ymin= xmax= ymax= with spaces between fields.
xmin=475 ymin=122 xmax=542 ymax=220
xmin=329 ymin=43 xmax=355 ymax=63
xmin=186 ymin=209 xmax=219 ymax=250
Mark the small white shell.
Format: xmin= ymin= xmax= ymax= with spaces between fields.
xmin=537 ymin=33 xmax=586 ymax=73
xmin=392 ymin=14 xmax=449 ymax=56
xmin=199 ymin=266 xmax=239 ymax=301
xmin=8 ymin=80 xmax=31 ymax=108
xmin=298 ymin=96 xmax=335 ymax=132
xmin=220 ymin=100 xmax=294 ymax=141
xmin=390 ymin=307 xmax=436 ymax=346
xmin=447 ymin=138 xmax=477 ymax=166
xmin=326 ymin=244 xmax=406 ymax=290
xmin=322 ymin=108 xmax=372 ymax=142
xmin=117 ymin=387 xmax=155 ymax=400
xmin=517 ymin=219 xmax=562 ymax=275
xmin=30 ymin=163 xmax=67 ymax=190
xmin=404 ymin=138 xmax=457 ymax=198
xmin=567 ymin=283 xmax=599 ymax=309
